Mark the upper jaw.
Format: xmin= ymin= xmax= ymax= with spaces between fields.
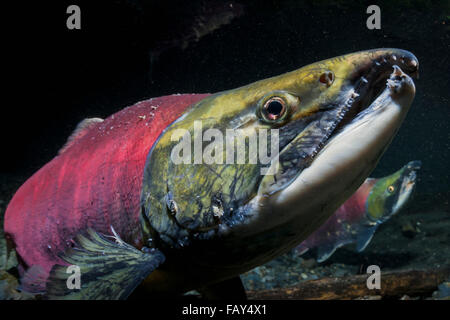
xmin=331 ymin=49 xmax=418 ymax=133
xmin=346 ymin=49 xmax=419 ymax=82
xmin=303 ymin=49 xmax=419 ymax=158
xmin=341 ymin=49 xmax=419 ymax=91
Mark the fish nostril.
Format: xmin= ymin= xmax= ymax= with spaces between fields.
xmin=319 ymin=71 xmax=334 ymax=87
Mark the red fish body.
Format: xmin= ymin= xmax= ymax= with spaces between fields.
xmin=1 ymin=48 xmax=420 ymax=299
xmin=4 ymin=94 xmax=209 ymax=279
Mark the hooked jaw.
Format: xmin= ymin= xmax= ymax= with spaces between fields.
xmin=325 ymin=49 xmax=418 ymax=133
xmin=255 ymin=49 xmax=419 ymax=196
xmin=248 ymin=49 xmax=419 ymax=240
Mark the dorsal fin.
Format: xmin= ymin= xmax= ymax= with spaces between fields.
xmin=59 ymin=118 xmax=104 ymax=155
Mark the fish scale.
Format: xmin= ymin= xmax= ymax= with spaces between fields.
xmin=4 ymin=94 xmax=210 ymax=280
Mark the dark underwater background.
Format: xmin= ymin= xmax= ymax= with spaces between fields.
xmin=2 ymin=0 xmax=449 ymax=299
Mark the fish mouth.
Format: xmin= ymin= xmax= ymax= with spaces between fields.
xmin=260 ymin=49 xmax=419 ymax=196
xmin=319 ymin=51 xmax=419 ymax=158
xmin=304 ymin=50 xmax=419 ymax=177
xmin=257 ymin=49 xmax=418 ymax=233
xmin=333 ymin=52 xmax=419 ymax=135
xmin=402 ymin=160 xmax=421 ymax=188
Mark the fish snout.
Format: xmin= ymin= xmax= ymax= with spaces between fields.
xmin=404 ymin=160 xmax=422 ymax=185
xmin=386 ymin=64 xmax=416 ymax=99
xmin=407 ymin=160 xmax=422 ymax=171
xmin=402 ymin=160 xmax=422 ymax=188
xmin=341 ymin=49 xmax=419 ymax=81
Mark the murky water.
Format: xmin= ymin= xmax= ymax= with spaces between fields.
xmin=1 ymin=0 xmax=449 ymax=300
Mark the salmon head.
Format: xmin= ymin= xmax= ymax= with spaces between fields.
xmin=141 ymin=48 xmax=419 ymax=270
xmin=366 ymin=160 xmax=421 ymax=223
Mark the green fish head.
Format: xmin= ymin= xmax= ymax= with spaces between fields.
xmin=141 ymin=49 xmax=418 ymax=257
xmin=367 ymin=160 xmax=421 ymax=223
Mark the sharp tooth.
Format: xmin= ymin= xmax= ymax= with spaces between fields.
xmin=351 ymin=91 xmax=360 ymax=98
xmin=375 ymin=61 xmax=381 ymax=66
xmin=387 ymin=79 xmax=399 ymax=92
xmin=392 ymin=65 xmax=404 ymax=76
xmin=392 ymin=55 xmax=397 ymax=61
xmin=361 ymin=77 xmax=368 ymax=84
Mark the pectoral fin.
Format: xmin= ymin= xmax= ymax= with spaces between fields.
xmin=45 ymin=228 xmax=165 ymax=300
xmin=316 ymin=243 xmax=341 ymax=263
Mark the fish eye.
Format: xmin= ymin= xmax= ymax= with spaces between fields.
xmin=262 ymin=97 xmax=287 ymax=121
xmin=387 ymin=185 xmax=395 ymax=193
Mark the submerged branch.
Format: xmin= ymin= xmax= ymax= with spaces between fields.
xmin=247 ymin=267 xmax=450 ymax=300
